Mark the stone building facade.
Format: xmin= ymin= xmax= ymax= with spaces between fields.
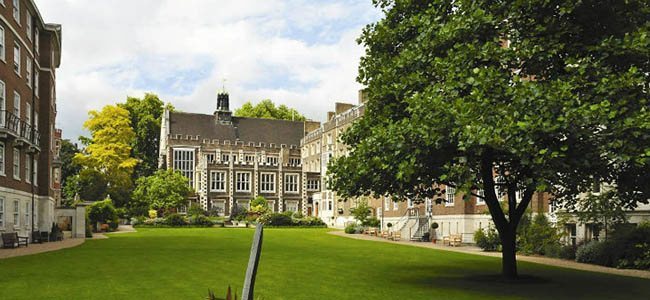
xmin=301 ymin=91 xmax=374 ymax=228
xmin=0 ymin=0 xmax=62 ymax=239
xmin=159 ymin=91 xmax=321 ymax=216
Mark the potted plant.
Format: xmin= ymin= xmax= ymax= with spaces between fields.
xmin=431 ymin=222 xmax=439 ymax=243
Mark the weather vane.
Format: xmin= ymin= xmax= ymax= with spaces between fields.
xmin=221 ymin=78 xmax=227 ymax=93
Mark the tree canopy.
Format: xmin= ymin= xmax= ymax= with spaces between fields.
xmin=234 ymin=99 xmax=306 ymax=121
xmin=132 ymin=169 xmax=193 ymax=213
xmin=59 ymin=139 xmax=81 ymax=188
xmin=328 ymin=0 xmax=649 ymax=278
xmin=74 ymin=105 xmax=139 ymax=207
xmin=118 ymin=93 xmax=171 ymax=178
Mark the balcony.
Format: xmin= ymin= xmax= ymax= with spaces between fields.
xmin=0 ymin=110 xmax=41 ymax=151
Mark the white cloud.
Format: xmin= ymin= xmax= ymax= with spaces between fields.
xmin=34 ymin=0 xmax=381 ymax=140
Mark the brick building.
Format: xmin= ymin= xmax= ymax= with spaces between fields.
xmin=159 ymin=91 xmax=321 ymax=216
xmin=0 ymin=0 xmax=62 ymax=237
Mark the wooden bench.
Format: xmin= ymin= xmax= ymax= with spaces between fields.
xmin=2 ymin=232 xmax=29 ymax=248
xmin=442 ymin=234 xmax=463 ymax=246
xmin=368 ymin=227 xmax=378 ymax=236
xmin=380 ymin=231 xmax=389 ymax=239
xmin=449 ymin=234 xmax=462 ymax=247
xmin=389 ymin=231 xmax=401 ymax=241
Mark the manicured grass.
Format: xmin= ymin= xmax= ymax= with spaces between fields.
xmin=0 ymin=228 xmax=648 ymax=299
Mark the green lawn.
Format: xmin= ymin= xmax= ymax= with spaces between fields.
xmin=0 ymin=228 xmax=648 ymax=299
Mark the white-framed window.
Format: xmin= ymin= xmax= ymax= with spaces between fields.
xmin=446 ymin=186 xmax=456 ymax=206
xmin=25 ymin=102 xmax=31 ymax=125
xmin=172 ymin=148 xmax=195 ymax=187
xmin=393 ymin=201 xmax=398 ymax=210
xmin=221 ymin=154 xmax=229 ymax=163
xmin=34 ymin=69 xmax=38 ymax=94
xmin=13 ymin=91 xmax=20 ymax=117
xmin=0 ymin=197 xmax=4 ymax=228
xmin=0 ymin=26 xmax=5 ymax=62
xmin=25 ymin=153 xmax=30 ymax=183
xmin=24 ymin=201 xmax=29 ymax=227
xmin=54 ymin=167 xmax=60 ymax=184
xmin=260 ymin=172 xmax=275 ymax=193
xmin=204 ymin=153 xmax=215 ymax=164
xmin=13 ymin=42 xmax=20 ymax=74
xmin=13 ymin=199 xmax=19 ymax=227
xmin=13 ymin=147 xmax=20 ymax=180
xmin=33 ymin=157 xmax=37 ymax=186
xmin=209 ymin=170 xmax=226 ymax=192
xmin=384 ymin=198 xmax=390 ymax=211
xmin=0 ymin=81 xmax=4 ymax=127
xmin=26 ymin=59 xmax=32 ymax=88
xmin=210 ymin=200 xmax=225 ymax=215
xmin=266 ymin=156 xmax=278 ymax=165
xmin=286 ymin=201 xmax=299 ymax=212
xmin=244 ymin=154 xmax=255 ymax=164
xmin=0 ymin=142 xmax=4 ymax=176
xmin=235 ymin=172 xmax=251 ymax=192
xmin=476 ymin=189 xmax=485 ymax=205
xmin=26 ymin=13 xmax=32 ymax=40
xmin=12 ymin=0 xmax=19 ymax=22
xmin=284 ymin=173 xmax=299 ymax=193
xmin=289 ymin=158 xmax=301 ymax=166
xmin=34 ymin=27 xmax=38 ymax=53
xmin=307 ymin=179 xmax=320 ymax=191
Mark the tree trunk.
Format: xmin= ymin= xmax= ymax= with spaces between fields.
xmin=500 ymin=228 xmax=518 ymax=279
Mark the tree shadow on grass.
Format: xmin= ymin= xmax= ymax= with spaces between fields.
xmin=391 ymin=264 xmax=650 ymax=300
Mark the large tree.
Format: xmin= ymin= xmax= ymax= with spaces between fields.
xmin=118 ymin=93 xmax=169 ymax=178
xmin=132 ymin=169 xmax=193 ymax=214
xmin=234 ymin=99 xmax=306 ymax=121
xmin=74 ymin=105 xmax=139 ymax=206
xmin=59 ymin=139 xmax=81 ymax=188
xmin=329 ymin=0 xmax=649 ymax=278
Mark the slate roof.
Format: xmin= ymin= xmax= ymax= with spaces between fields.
xmin=169 ymin=112 xmax=305 ymax=145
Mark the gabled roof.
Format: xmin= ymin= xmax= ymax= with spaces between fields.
xmin=169 ymin=112 xmax=305 ymax=146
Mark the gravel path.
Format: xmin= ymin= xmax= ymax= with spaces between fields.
xmin=329 ymin=230 xmax=650 ymax=280
xmin=0 ymin=238 xmax=85 ymax=260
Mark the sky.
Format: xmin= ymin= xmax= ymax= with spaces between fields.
xmin=33 ymin=0 xmax=382 ymax=141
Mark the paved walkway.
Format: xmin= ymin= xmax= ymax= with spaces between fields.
xmin=329 ymin=231 xmax=650 ymax=280
xmin=0 ymin=238 xmax=85 ymax=260
xmin=1 ymin=226 xmax=137 ymax=259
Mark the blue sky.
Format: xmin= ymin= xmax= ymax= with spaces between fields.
xmin=33 ymin=0 xmax=382 ymax=141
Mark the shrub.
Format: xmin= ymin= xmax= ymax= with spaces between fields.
xmin=344 ymin=224 xmax=357 ymax=234
xmin=474 ymin=227 xmax=500 ymax=251
xmin=130 ymin=216 xmax=146 ymax=225
xmin=188 ymin=205 xmax=207 ymax=217
xmin=143 ymin=218 xmax=165 ymax=226
xmin=612 ymin=222 xmax=650 ymax=270
xmin=519 ymin=213 xmax=562 ymax=255
xmin=297 ymin=217 xmax=326 ymax=227
xmin=189 ymin=214 xmax=213 ymax=226
xmin=87 ymin=199 xmax=118 ymax=231
xmin=164 ymin=213 xmax=187 ymax=226
xmin=267 ymin=213 xmax=293 ymax=226
xmin=148 ymin=209 xmax=158 ymax=219
xmin=365 ymin=217 xmax=381 ymax=228
xmin=576 ymin=241 xmax=616 ymax=267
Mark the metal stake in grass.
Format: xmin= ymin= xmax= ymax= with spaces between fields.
xmin=241 ymin=224 xmax=263 ymax=300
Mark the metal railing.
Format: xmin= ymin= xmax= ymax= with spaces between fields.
xmin=0 ymin=110 xmax=41 ymax=147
